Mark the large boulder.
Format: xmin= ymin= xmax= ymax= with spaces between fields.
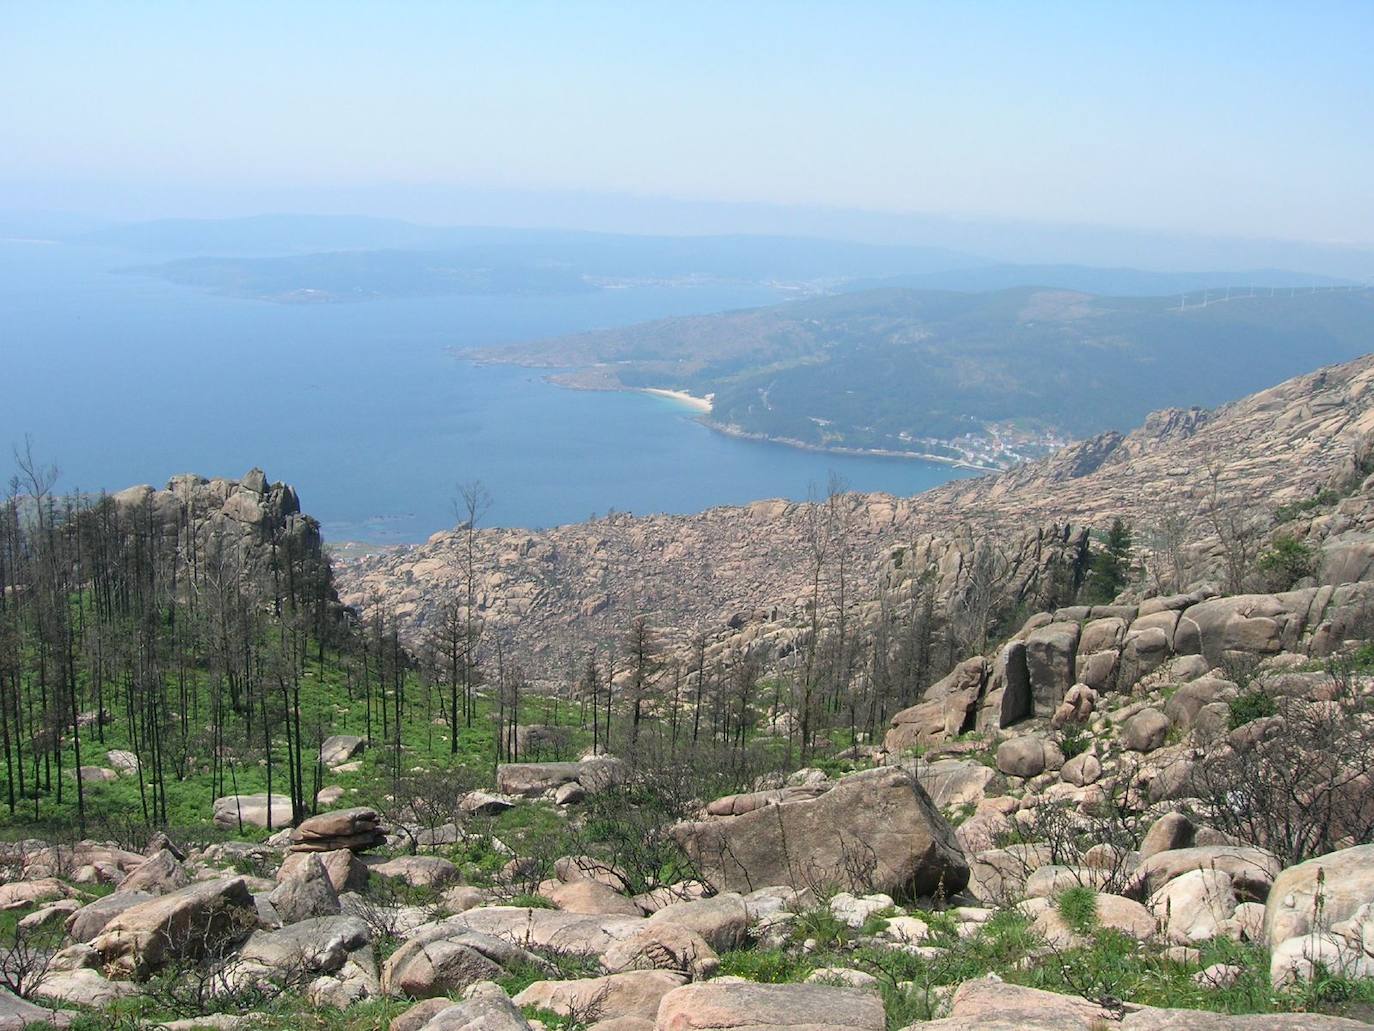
xmin=409 ymin=908 xmax=643 ymax=959
xmin=320 ymin=735 xmax=366 ymax=766
xmin=672 ymin=768 xmax=968 ymax=899
xmin=66 ymin=890 xmax=154 ymax=942
xmin=655 ymin=981 xmax=885 ymax=1031
xmin=995 ymin=735 xmax=1061 ymax=778
xmin=513 ymin=970 xmax=684 ymax=1023
xmin=212 ymin=793 xmax=294 ymax=830
xmin=270 ymin=852 xmax=341 ymax=924
xmin=1023 ymin=622 xmax=1080 ymax=716
xmin=371 ymin=856 xmax=461 ymax=889
xmin=602 ymin=922 xmax=719 ymax=981
xmin=282 ymin=847 xmax=369 ymax=896
xmin=232 ymin=915 xmax=370 ymax=990
xmin=290 ymin=807 xmax=386 ymax=853
xmin=381 ymin=928 xmax=551 ymax=999
xmin=90 ymin=876 xmax=257 ymax=979
xmin=1149 ymin=869 xmax=1238 ymax=943
xmin=409 ymin=995 xmax=532 ymax=1031
xmin=496 ymin=761 xmax=583 ymax=797
xmin=117 ymin=849 xmax=190 ymax=896
xmin=885 ymin=658 xmax=987 ymax=751
xmin=1264 ymin=843 xmax=1374 ymax=947
xmin=912 ymin=758 xmax=999 ymax=808
xmin=0 ymin=987 xmax=76 ymax=1028
xmin=1164 ymin=677 xmax=1238 ymax=731
xmin=905 ymin=975 xmax=1370 ymax=1029
xmin=644 ymin=894 xmax=749 ymax=952
xmin=541 ymin=878 xmax=641 ymax=917
xmin=1122 ymin=707 xmax=1171 ymax=753
xmin=1125 ymin=847 xmax=1280 ymax=902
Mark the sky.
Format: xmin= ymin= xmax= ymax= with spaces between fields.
xmin=3 ymin=1 xmax=1373 ymax=248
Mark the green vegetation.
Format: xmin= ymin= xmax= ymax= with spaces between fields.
xmin=481 ymin=287 xmax=1374 ymax=459
xmin=1053 ymin=885 xmax=1099 ymax=935
xmin=1257 ymin=535 xmax=1318 ymax=590
xmin=1082 ymin=519 xmax=1133 ymax=604
xmin=1228 ymin=689 xmax=1279 ymax=729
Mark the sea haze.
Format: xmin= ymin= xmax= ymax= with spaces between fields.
xmin=0 ymin=237 xmax=975 ymax=543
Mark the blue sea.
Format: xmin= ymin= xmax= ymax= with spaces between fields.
xmin=1 ymin=237 xmax=974 ymax=543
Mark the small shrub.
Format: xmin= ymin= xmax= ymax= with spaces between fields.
xmin=1058 ymin=723 xmax=1090 ymax=760
xmin=718 ymin=947 xmax=816 ymax=983
xmin=1054 ymin=885 xmax=1099 ymax=936
xmin=1257 ymin=535 xmax=1317 ymax=590
xmin=1228 ymin=689 xmax=1277 ymax=730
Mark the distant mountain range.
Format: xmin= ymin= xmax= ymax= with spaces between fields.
xmin=71 ymin=214 xmax=1358 ymax=304
xmin=475 ymin=285 xmax=1374 ymax=467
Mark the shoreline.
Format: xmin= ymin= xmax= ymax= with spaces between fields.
xmin=638 ymin=386 xmax=714 ymax=413
xmin=466 ymin=356 xmax=1004 ymax=472
xmin=700 ymin=419 xmax=1001 ymax=472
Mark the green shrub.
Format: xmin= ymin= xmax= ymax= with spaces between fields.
xmin=718 ymin=947 xmax=816 ymax=983
xmin=1257 ymin=535 xmax=1317 ymax=590
xmin=1058 ymin=723 xmax=1090 ymax=760
xmin=1054 ymin=885 xmax=1099 ymax=935
xmin=1228 ymin=690 xmax=1278 ymax=729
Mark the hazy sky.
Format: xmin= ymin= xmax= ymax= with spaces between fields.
xmin=4 ymin=1 xmax=1372 ymax=245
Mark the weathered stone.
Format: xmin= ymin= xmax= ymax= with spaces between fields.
xmin=66 ymin=890 xmax=154 ymax=942
xmin=655 ymin=981 xmax=885 ymax=1031
xmin=1139 ymin=813 xmax=1195 ymax=861
xmin=1060 ymin=750 xmax=1101 ymax=787
xmin=1020 ymin=893 xmax=1154 ymax=947
xmin=1126 ymin=847 xmax=1280 ymax=902
xmin=382 ymin=928 xmax=552 ymax=999
xmin=996 ymin=735 xmax=1056 ymax=778
xmin=514 ymin=970 xmax=684 ymax=1023
xmin=117 ymin=849 xmax=190 ymax=896
xmin=1123 ymin=707 xmax=1171 ymax=752
xmin=1264 ymin=843 xmax=1374 ymax=947
xmin=459 ymin=791 xmax=516 ymax=817
xmin=371 ymin=855 xmax=461 ymax=889
xmin=320 ymin=735 xmax=366 ymax=766
xmin=496 ymin=761 xmax=582 ymax=797
xmin=673 ymin=767 xmax=968 ymax=898
xmin=541 ymin=878 xmax=641 ymax=917
xmin=1024 ymin=622 xmax=1080 ymax=716
xmin=420 ymin=907 xmax=643 ymax=958
xmin=290 ymin=807 xmax=386 ymax=853
xmin=1149 ymin=869 xmax=1238 ymax=943
xmin=304 ymin=848 xmax=370 ymax=895
xmin=31 ymin=968 xmax=139 ymax=1009
xmin=410 ymin=995 xmax=533 ymax=1031
xmin=270 ymin=852 xmax=341 ymax=924
xmin=1163 ymin=677 xmax=1238 ymax=730
xmin=912 ymin=759 xmax=999 ymax=808
xmin=91 ymin=876 xmax=257 ymax=979
xmin=602 ymin=922 xmax=719 ymax=981
xmin=885 ymin=658 xmax=986 ymax=751
xmin=212 ymin=793 xmax=294 ymax=831
xmin=645 ymin=894 xmax=749 ymax=952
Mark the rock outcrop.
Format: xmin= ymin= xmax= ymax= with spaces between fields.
xmin=672 ymin=767 xmax=968 ymax=898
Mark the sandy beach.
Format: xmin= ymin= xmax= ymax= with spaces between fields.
xmin=640 ymin=387 xmax=714 ymax=413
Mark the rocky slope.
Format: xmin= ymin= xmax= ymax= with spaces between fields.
xmin=338 ymin=355 xmax=1374 ymax=678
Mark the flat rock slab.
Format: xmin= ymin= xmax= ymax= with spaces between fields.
xmin=655 ymin=981 xmax=885 ymax=1031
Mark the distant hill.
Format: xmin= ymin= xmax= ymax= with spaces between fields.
xmin=92 ymin=215 xmax=988 ymax=300
xmin=477 ymin=285 xmax=1374 ymax=466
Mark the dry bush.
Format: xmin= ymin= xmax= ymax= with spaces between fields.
xmin=1187 ymin=664 xmax=1374 ymax=866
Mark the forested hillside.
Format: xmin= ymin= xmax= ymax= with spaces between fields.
xmin=477 ymin=286 xmax=1374 ymax=465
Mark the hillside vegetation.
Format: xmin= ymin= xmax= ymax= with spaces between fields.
xmin=477 ymin=286 xmax=1374 ymax=465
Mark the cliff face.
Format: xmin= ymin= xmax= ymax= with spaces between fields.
xmin=336 ymin=356 xmax=1374 ymax=678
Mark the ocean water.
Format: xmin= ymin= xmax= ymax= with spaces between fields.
xmin=1 ymin=238 xmax=975 ymax=542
